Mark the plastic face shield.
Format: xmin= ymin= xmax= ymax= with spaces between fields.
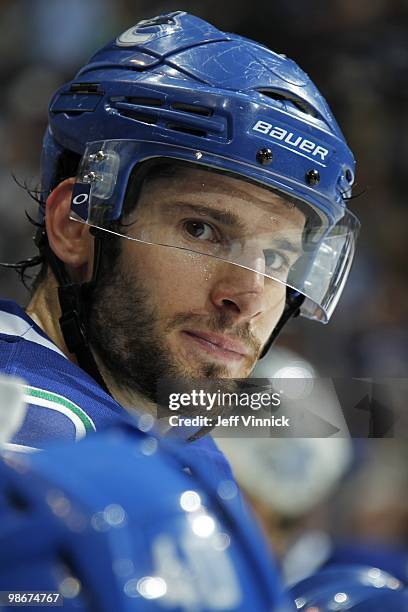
xmin=70 ymin=140 xmax=360 ymax=323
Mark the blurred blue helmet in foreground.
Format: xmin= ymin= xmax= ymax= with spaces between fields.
xmin=324 ymin=540 xmax=408 ymax=585
xmin=290 ymin=564 xmax=406 ymax=611
xmin=0 ymin=425 xmax=291 ymax=611
xmin=41 ymin=11 xmax=359 ymax=324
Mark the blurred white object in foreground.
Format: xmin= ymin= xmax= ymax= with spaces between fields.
xmin=0 ymin=373 xmax=27 ymax=448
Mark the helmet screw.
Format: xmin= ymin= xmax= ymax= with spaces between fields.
xmin=345 ymin=169 xmax=353 ymax=183
xmin=89 ymin=151 xmax=106 ymax=162
xmin=195 ymin=151 xmax=203 ymax=160
xmin=256 ymin=148 xmax=273 ymax=165
xmin=84 ymin=171 xmax=100 ymax=182
xmin=306 ymin=169 xmax=320 ymax=186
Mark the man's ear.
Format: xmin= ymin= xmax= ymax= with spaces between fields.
xmin=45 ymin=178 xmax=94 ymax=282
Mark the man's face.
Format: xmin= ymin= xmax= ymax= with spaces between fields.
xmin=87 ymin=166 xmax=305 ymax=401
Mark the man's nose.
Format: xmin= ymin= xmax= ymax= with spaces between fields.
xmin=209 ymin=259 xmax=267 ymax=322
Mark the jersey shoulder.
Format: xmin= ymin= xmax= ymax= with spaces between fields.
xmin=0 ymin=300 xmax=128 ymax=450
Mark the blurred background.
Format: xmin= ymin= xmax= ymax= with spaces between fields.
xmin=0 ymin=0 xmax=407 ymax=586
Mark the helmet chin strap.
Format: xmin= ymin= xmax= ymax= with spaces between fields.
xmin=35 ymin=227 xmax=110 ymax=395
xmin=259 ymin=289 xmax=305 ymax=359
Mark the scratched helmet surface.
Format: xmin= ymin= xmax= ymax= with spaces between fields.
xmin=42 ymin=11 xmax=359 ymax=323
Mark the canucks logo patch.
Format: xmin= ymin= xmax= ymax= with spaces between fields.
xmin=116 ymin=12 xmax=186 ymax=47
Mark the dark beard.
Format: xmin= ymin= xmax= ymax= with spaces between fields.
xmin=85 ymin=258 xmax=185 ymax=403
xmin=85 ymin=245 xmax=260 ymax=410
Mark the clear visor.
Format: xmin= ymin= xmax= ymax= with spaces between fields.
xmin=70 ymin=140 xmax=360 ymax=323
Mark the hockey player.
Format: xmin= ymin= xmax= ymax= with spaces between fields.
xmin=0 ymin=12 xmax=360 ymax=610
xmin=0 ymin=12 xmax=359 ymax=452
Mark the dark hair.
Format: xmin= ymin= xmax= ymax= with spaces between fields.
xmin=2 ymin=150 xmax=81 ymax=292
xmin=3 ymin=157 xmax=179 ymax=294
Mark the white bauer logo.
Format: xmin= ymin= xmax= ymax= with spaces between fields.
xmin=252 ymin=120 xmax=329 ymax=161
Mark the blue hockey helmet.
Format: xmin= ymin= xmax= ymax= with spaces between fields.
xmin=0 ymin=425 xmax=292 ymax=611
xmin=294 ymin=584 xmax=408 ymax=611
xmin=290 ymin=564 xmax=405 ymax=610
xmin=325 ymin=541 xmax=408 ymax=584
xmin=41 ymin=11 xmax=359 ymax=325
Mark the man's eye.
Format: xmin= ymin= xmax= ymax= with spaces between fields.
xmin=264 ymin=250 xmax=288 ymax=272
xmin=183 ymin=220 xmax=217 ymax=241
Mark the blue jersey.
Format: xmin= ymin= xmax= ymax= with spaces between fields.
xmin=0 ymin=299 xmax=232 ymax=480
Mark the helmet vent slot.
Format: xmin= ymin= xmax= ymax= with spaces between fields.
xmin=110 ymin=97 xmax=225 ymax=138
xmin=115 ymin=107 xmax=158 ymax=125
xmin=171 ymin=102 xmax=213 ymax=117
xmin=124 ymin=97 xmax=163 ymax=107
xmin=257 ymin=89 xmax=318 ymax=118
xmin=70 ymin=82 xmax=101 ymax=94
xmin=166 ymin=123 xmax=207 ymax=137
xmin=62 ymin=111 xmax=87 ymax=117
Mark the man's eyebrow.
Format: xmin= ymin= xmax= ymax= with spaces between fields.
xmin=164 ymin=201 xmax=247 ymax=230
